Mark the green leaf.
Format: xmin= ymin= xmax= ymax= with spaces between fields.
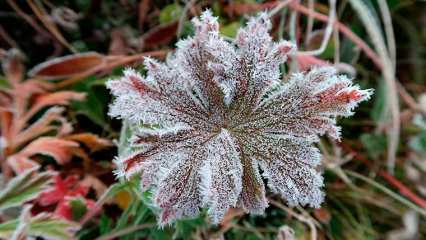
xmin=220 ymin=22 xmax=240 ymax=38
xmin=0 ymin=213 xmax=79 ymax=240
xmin=99 ymin=214 xmax=113 ymax=235
xmin=0 ymin=75 xmax=10 ymax=89
xmin=180 ymin=21 xmax=195 ymax=39
xmin=370 ymin=78 xmax=388 ymax=123
xmin=70 ymin=198 xmax=88 ymax=221
xmin=117 ymin=120 xmax=133 ymax=156
xmin=72 ymin=76 xmax=109 ymax=126
xmin=360 ymin=133 xmax=387 ymax=159
xmin=159 ymin=4 xmax=183 ymax=24
xmin=319 ymin=41 xmax=335 ymax=59
xmin=0 ymin=218 xmax=18 ymax=238
xmin=174 ymin=215 xmax=206 ymax=239
xmin=340 ymin=38 xmax=357 ymax=63
xmin=0 ymin=168 xmax=54 ymax=211
xmin=409 ymin=130 xmax=426 ymax=154
xmin=10 ymin=205 xmax=31 ymax=240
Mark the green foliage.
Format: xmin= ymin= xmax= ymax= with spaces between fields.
xmin=371 ymin=78 xmax=388 ymax=123
xmin=0 ymin=76 xmax=9 ymax=89
xmin=0 ymin=213 xmax=79 ymax=240
xmin=220 ymin=22 xmax=241 ymax=38
xmin=0 ymin=169 xmax=77 ymax=239
xmin=159 ymin=3 xmax=183 ymax=24
xmin=361 ymin=133 xmax=387 ymax=159
xmin=0 ymin=168 xmax=54 ymax=211
xmin=70 ymin=198 xmax=89 ymax=221
xmin=409 ymin=130 xmax=426 ymax=155
xmin=72 ymin=76 xmax=110 ymax=127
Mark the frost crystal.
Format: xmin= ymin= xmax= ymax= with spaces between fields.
xmin=107 ymin=11 xmax=372 ymax=226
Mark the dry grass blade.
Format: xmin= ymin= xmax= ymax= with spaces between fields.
xmin=5 ymin=0 xmax=49 ymax=39
xmin=0 ymin=25 xmax=18 ymax=48
xmin=269 ymin=198 xmax=317 ymax=240
xmin=305 ymin=0 xmax=315 ymax=46
xmin=26 ymin=0 xmax=76 ymax=53
xmin=290 ymin=3 xmax=383 ymax=68
xmin=348 ymin=0 xmax=400 ymax=174
xmin=298 ymin=0 xmax=336 ymax=56
xmin=345 ymin=170 xmax=426 ymax=217
xmin=25 ymin=213 xmax=80 ymax=240
xmin=95 ymin=223 xmax=155 ymax=240
xmin=377 ymin=0 xmax=396 ymax=69
xmin=268 ymin=0 xmax=293 ymax=17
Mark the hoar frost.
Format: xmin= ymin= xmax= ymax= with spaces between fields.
xmin=107 ymin=11 xmax=372 ymax=226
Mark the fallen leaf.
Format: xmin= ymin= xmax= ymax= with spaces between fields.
xmin=141 ymin=21 xmax=178 ymax=49
xmin=28 ymin=52 xmax=105 ymax=79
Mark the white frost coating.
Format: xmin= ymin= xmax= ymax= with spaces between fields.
xmin=202 ymin=129 xmax=242 ymax=223
xmin=107 ymin=11 xmax=373 ymax=226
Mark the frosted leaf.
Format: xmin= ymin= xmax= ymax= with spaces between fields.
xmin=243 ymin=134 xmax=324 ymax=207
xmin=238 ymin=158 xmax=268 ymax=214
xmin=201 ymin=129 xmax=242 ymax=223
xmin=107 ymin=11 xmax=373 ymax=225
xmin=154 ymin=155 xmax=202 ymax=226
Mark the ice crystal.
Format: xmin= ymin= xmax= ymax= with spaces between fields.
xmin=107 ymin=11 xmax=372 ymax=226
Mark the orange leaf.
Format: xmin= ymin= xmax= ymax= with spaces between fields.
xmin=65 ymin=133 xmax=112 ymax=152
xmin=33 ymin=91 xmax=85 ymax=108
xmin=13 ymin=80 xmax=52 ymax=97
xmin=114 ymin=190 xmax=132 ymax=210
xmin=28 ymin=52 xmax=104 ymax=79
xmin=24 ymin=91 xmax=85 ymax=121
xmin=7 ymin=137 xmax=79 ymax=173
xmin=14 ymin=107 xmax=68 ymax=148
xmin=6 ymin=156 xmax=40 ymax=174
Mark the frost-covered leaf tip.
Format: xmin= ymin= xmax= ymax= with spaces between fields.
xmin=107 ymin=10 xmax=372 ymax=226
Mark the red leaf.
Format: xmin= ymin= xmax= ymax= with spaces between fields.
xmin=38 ymin=175 xmax=89 ymax=206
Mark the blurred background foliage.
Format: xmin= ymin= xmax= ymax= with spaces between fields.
xmin=0 ymin=0 xmax=425 ymax=239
